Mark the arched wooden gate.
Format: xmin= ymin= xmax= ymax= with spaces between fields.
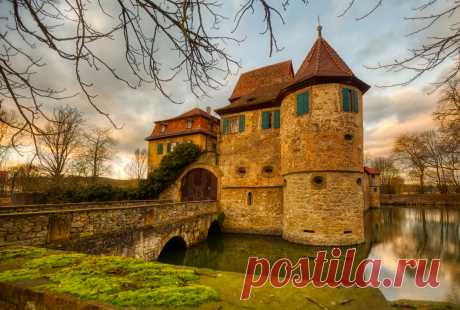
xmin=180 ymin=168 xmax=217 ymax=201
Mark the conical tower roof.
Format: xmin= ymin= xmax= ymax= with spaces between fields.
xmin=294 ymin=37 xmax=354 ymax=81
xmin=284 ymin=26 xmax=370 ymax=94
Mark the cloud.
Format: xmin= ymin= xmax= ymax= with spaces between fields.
xmin=2 ymin=1 xmax=455 ymax=179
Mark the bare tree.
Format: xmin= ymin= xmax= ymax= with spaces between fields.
xmin=435 ymin=78 xmax=460 ymax=124
xmin=338 ymin=1 xmax=460 ymax=88
xmin=393 ymin=133 xmax=429 ymax=193
xmin=0 ymin=109 xmax=15 ymax=167
xmin=79 ymin=127 xmax=116 ymax=180
xmin=371 ymin=156 xmax=401 ymax=193
xmin=125 ymin=148 xmax=148 ymax=182
xmin=38 ymin=106 xmax=83 ymax=180
xmin=1 ymin=0 xmax=457 ymax=146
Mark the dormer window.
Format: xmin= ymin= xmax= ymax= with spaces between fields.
xmin=160 ymin=124 xmax=167 ymax=133
xmin=186 ymin=119 xmax=193 ymax=129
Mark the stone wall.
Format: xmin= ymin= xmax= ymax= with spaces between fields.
xmin=280 ymin=83 xmax=365 ymax=246
xmin=220 ymin=187 xmax=283 ymax=235
xmin=280 ymin=83 xmax=363 ymax=175
xmin=283 ymin=172 xmax=364 ymax=245
xmin=0 ymin=201 xmax=219 ymax=258
xmin=218 ymin=109 xmax=284 ymax=234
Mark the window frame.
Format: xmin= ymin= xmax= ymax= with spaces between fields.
xmin=186 ymin=119 xmax=193 ymax=129
xmin=261 ymin=109 xmax=280 ymax=129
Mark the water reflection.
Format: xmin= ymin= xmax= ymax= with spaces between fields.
xmin=159 ymin=207 xmax=460 ymax=303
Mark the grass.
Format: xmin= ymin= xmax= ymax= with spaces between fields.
xmin=0 ymin=247 xmax=458 ymax=310
xmin=0 ymin=247 xmax=218 ymax=308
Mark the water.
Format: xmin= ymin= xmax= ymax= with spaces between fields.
xmin=159 ymin=207 xmax=460 ymax=303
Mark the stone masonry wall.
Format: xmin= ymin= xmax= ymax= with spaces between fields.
xmin=0 ymin=201 xmax=219 ymax=250
xmin=283 ymin=172 xmax=364 ymax=245
xmin=220 ymin=187 xmax=283 ymax=235
xmin=218 ymin=108 xmax=284 ymax=233
xmin=280 ymin=83 xmax=365 ymax=245
xmin=280 ymin=83 xmax=363 ymax=174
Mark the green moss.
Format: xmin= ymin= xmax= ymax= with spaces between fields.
xmin=0 ymin=248 xmax=219 ymax=308
xmin=25 ymin=253 xmax=86 ymax=269
xmin=0 ymin=268 xmax=42 ymax=282
xmin=0 ymin=247 xmax=47 ymax=262
xmin=111 ymin=285 xmax=219 ymax=308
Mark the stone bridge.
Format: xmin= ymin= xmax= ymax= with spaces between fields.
xmin=0 ymin=200 xmax=221 ymax=261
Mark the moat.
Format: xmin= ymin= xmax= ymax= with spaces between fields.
xmin=158 ymin=207 xmax=460 ymax=304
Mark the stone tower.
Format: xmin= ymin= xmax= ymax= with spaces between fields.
xmin=280 ymin=27 xmax=370 ymax=245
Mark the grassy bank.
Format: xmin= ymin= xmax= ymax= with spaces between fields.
xmin=0 ymin=247 xmax=458 ymax=309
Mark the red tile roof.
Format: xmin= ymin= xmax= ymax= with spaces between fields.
xmin=229 ymin=61 xmax=294 ymax=101
xmin=364 ymin=167 xmax=380 ymax=175
xmin=159 ymin=107 xmax=219 ymax=123
xmin=216 ymin=61 xmax=294 ymax=114
xmin=216 ymin=32 xmax=370 ymax=115
xmin=294 ymin=38 xmax=354 ymax=82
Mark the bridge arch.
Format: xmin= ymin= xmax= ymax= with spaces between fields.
xmin=157 ymin=235 xmax=187 ymax=264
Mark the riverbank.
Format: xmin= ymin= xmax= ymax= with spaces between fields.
xmin=0 ymin=247 xmax=458 ymax=309
xmin=381 ymin=194 xmax=460 ymax=208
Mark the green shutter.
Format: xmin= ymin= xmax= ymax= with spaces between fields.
xmin=157 ymin=143 xmax=163 ymax=155
xmin=342 ymin=88 xmax=351 ymax=112
xmin=296 ymin=93 xmax=305 ymax=115
xmin=239 ymin=115 xmax=245 ymax=132
xmin=223 ymin=118 xmax=228 ymax=134
xmin=305 ymin=92 xmax=310 ymax=113
xmin=352 ymin=89 xmax=359 ymax=113
xmin=296 ymin=92 xmax=309 ymax=115
xmin=274 ymin=110 xmax=280 ymax=128
xmin=262 ymin=111 xmax=269 ymax=129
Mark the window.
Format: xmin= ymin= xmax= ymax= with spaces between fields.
xmin=296 ymin=92 xmax=310 ymax=115
xmin=167 ymin=142 xmax=176 ymax=153
xmin=344 ymin=133 xmax=353 ymax=141
xmin=223 ymin=115 xmax=245 ymax=134
xmin=186 ymin=119 xmax=193 ymax=129
xmin=160 ymin=124 xmax=167 ymax=133
xmin=247 ymin=192 xmax=253 ymax=206
xmin=237 ymin=167 xmax=246 ymax=176
xmin=157 ymin=143 xmax=163 ymax=155
xmin=262 ymin=110 xmax=280 ymax=129
xmin=342 ymin=88 xmax=359 ymax=113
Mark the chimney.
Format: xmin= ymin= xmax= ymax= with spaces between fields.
xmin=206 ymin=106 xmax=212 ymax=114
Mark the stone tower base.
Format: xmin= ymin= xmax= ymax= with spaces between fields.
xmin=282 ymin=171 xmax=365 ymax=246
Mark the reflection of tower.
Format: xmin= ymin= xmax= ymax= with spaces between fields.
xmin=280 ymin=25 xmax=370 ymax=246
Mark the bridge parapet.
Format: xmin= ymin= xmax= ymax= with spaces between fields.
xmin=0 ymin=200 xmax=219 ymax=248
xmin=0 ymin=199 xmax=172 ymax=214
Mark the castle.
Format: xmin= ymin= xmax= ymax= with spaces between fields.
xmin=146 ymin=27 xmax=380 ymax=246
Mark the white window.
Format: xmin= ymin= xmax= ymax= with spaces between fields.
xmin=186 ymin=119 xmax=193 ymax=129
xmin=230 ymin=118 xmax=239 ymax=133
xmin=160 ymin=124 xmax=167 ymax=133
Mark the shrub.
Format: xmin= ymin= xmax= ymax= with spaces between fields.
xmin=138 ymin=142 xmax=201 ymax=199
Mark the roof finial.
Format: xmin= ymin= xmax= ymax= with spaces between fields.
xmin=317 ymin=16 xmax=323 ymax=38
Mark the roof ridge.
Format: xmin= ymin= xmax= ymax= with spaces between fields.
xmin=239 ymin=60 xmax=293 ymax=76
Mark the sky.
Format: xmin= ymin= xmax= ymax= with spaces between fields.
xmin=1 ymin=0 xmax=455 ymax=179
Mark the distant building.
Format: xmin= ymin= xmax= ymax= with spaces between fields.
xmin=145 ymin=108 xmax=220 ymax=170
